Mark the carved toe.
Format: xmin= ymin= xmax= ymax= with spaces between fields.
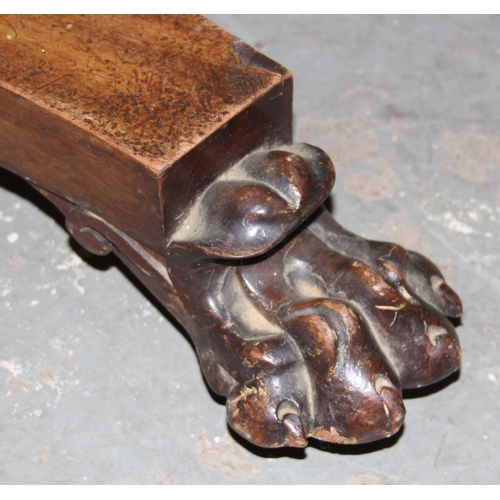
xmin=169 ymin=144 xmax=335 ymax=259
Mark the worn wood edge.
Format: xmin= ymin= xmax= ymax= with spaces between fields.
xmin=0 ymin=76 xmax=281 ymax=176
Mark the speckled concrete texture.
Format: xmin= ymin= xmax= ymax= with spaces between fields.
xmin=1 ymin=15 xmax=499 ymax=484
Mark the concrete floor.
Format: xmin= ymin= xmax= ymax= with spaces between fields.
xmin=1 ymin=15 xmax=499 ymax=484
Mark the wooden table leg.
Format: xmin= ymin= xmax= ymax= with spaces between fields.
xmin=0 ymin=15 xmax=462 ymax=448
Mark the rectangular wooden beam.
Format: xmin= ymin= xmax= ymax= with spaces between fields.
xmin=0 ymin=15 xmax=292 ymax=253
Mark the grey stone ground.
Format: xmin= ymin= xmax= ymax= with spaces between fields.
xmin=1 ymin=15 xmax=499 ymax=484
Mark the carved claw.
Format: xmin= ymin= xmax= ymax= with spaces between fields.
xmin=281 ymin=413 xmax=308 ymax=448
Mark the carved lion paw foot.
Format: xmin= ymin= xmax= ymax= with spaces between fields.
xmin=1 ymin=16 xmax=463 ymax=454
xmin=166 ymin=144 xmax=462 ymax=449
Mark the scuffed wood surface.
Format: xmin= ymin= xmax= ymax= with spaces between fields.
xmin=0 ymin=15 xmax=281 ymax=165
